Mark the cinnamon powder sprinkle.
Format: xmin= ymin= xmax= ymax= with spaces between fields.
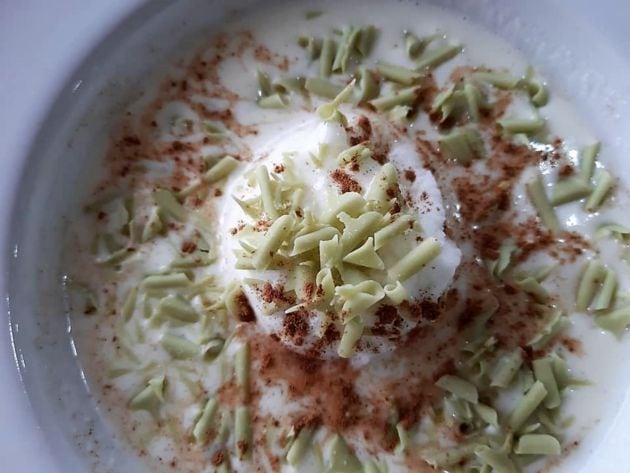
xmin=235 ymin=293 xmax=256 ymax=323
xmin=330 ymin=169 xmax=362 ymax=193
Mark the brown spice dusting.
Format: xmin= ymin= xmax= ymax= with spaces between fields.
xmin=235 ymin=293 xmax=256 ymax=323
xmin=371 ymin=150 xmax=388 ymax=164
xmin=252 ymin=333 xmax=366 ymax=431
xmin=282 ymin=309 xmax=310 ymax=346
xmin=236 ymin=441 xmax=248 ymax=456
xmin=404 ymin=169 xmax=416 ymax=182
xmin=372 ymin=305 xmax=404 ymax=338
xmin=561 ymin=337 xmax=583 ymax=355
xmin=260 ymin=282 xmax=295 ymax=305
xmin=84 ymin=305 xmax=97 ymax=315
xmin=419 ymin=300 xmax=440 ymax=321
xmin=347 ymin=115 xmax=373 ymax=145
xmin=181 ymin=240 xmax=197 ymax=254
xmin=558 ymin=163 xmax=575 ymax=177
xmin=122 ymin=135 xmax=141 ymax=146
xmin=303 ymin=282 xmax=315 ymax=301
xmin=211 ymin=450 xmax=225 ymax=466
xmin=330 ymin=169 xmax=362 ymax=193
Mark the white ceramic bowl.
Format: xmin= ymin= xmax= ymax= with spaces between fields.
xmin=2 ymin=1 xmax=630 ymax=472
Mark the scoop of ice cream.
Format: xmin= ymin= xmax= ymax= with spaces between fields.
xmin=216 ymin=110 xmax=461 ymax=360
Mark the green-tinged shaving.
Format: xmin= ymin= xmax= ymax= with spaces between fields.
xmin=376 ymin=61 xmax=423 ymax=85
xmin=142 ymin=273 xmax=190 ymax=290
xmin=155 ymin=189 xmax=187 ymax=221
xmin=528 ymin=312 xmax=568 ymax=351
xmin=204 ymin=155 xmax=239 ymax=183
xmin=155 ymin=294 xmax=199 ymax=323
xmin=579 ymin=142 xmax=600 ymax=181
xmin=592 ymin=268 xmax=617 ymax=311
xmin=235 ymin=341 xmax=250 ymax=400
xmin=319 ymin=37 xmax=337 ymax=77
xmin=473 ymin=71 xmax=521 ymax=89
xmin=258 ymin=93 xmax=288 ymax=109
xmin=305 ymin=77 xmax=344 ymax=99
xmin=597 ymin=306 xmax=630 ymax=337
xmin=533 ymin=357 xmax=561 ymax=409
xmin=357 ymin=67 xmax=380 ymax=102
xmin=509 ymin=380 xmax=548 ymax=431
xmin=234 ymin=406 xmax=252 ymax=460
xmin=129 ymin=376 xmax=165 ymax=418
xmin=438 ymin=126 xmax=485 ymax=164
xmin=514 ymin=434 xmax=561 ymax=455
xmin=585 ymin=170 xmax=614 ymax=212
xmin=337 ymin=316 xmax=364 ymax=358
xmin=491 ymin=349 xmax=523 ymax=388
xmin=499 ymin=117 xmax=545 ymax=134
xmin=161 ymin=334 xmax=199 ymax=359
xmin=317 ymin=79 xmax=356 ymax=120
xmin=286 ymin=428 xmax=314 ymax=465
xmin=550 ymin=176 xmax=591 ymax=206
xmin=415 ymin=42 xmax=461 ymax=70
xmin=404 ymin=31 xmax=437 ymax=58
xmin=192 ymin=397 xmax=218 ymax=444
xmin=436 ymin=375 xmax=479 ymax=403
xmin=388 ymin=237 xmax=441 ymax=282
xmin=526 ymin=174 xmax=560 ymax=232
xmin=369 ymin=86 xmax=419 ymax=111
xmin=475 ymin=446 xmax=518 ymax=473
xmin=327 ymin=435 xmax=362 ymax=472
xmin=576 ymin=260 xmax=606 ymax=312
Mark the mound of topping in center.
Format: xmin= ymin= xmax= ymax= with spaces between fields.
xmin=218 ymin=110 xmax=461 ymax=358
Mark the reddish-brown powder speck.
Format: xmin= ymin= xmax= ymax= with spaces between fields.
xmin=372 ymin=305 xmax=404 ymax=338
xmin=404 ymin=169 xmax=416 ymax=182
xmin=236 ymin=440 xmax=249 ymax=456
xmin=457 ymin=298 xmax=484 ymax=330
xmin=260 ymin=282 xmax=295 ymax=305
xmin=303 ymin=282 xmax=315 ymax=301
xmin=371 ymin=150 xmax=388 ymax=165
xmin=347 ymin=115 xmax=373 ymax=145
xmin=558 ymin=163 xmax=575 ymax=177
xmin=561 ymin=336 xmax=583 ymax=355
xmin=330 ymin=169 xmax=362 ymax=193
xmin=282 ymin=309 xmax=310 ymax=346
xmin=181 ymin=240 xmax=197 ymax=254
xmin=211 ymin=450 xmax=225 ymax=466
xmin=122 ymin=135 xmax=141 ymax=146
xmin=419 ymin=300 xmax=440 ymax=321
xmin=235 ymin=293 xmax=256 ymax=323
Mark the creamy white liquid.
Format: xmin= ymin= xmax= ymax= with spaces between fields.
xmin=64 ymin=1 xmax=630 ymax=472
